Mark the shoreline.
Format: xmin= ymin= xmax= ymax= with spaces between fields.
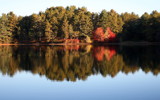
xmin=0 ymin=43 xmax=92 ymax=46
xmin=0 ymin=42 xmax=160 ymax=46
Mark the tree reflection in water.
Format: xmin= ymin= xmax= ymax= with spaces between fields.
xmin=0 ymin=45 xmax=160 ymax=81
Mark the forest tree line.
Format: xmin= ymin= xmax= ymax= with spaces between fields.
xmin=0 ymin=6 xmax=160 ymax=43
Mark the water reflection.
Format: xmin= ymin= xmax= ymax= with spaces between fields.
xmin=0 ymin=45 xmax=160 ymax=81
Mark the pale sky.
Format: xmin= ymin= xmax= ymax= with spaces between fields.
xmin=0 ymin=0 xmax=160 ymax=16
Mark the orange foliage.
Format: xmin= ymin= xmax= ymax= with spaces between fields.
xmin=93 ymin=27 xmax=105 ymax=42
xmin=105 ymin=27 xmax=116 ymax=42
xmin=93 ymin=27 xmax=116 ymax=42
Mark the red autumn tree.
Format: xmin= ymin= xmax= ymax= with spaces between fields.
xmin=93 ymin=27 xmax=105 ymax=42
xmin=104 ymin=27 xmax=116 ymax=42
xmin=93 ymin=27 xmax=116 ymax=42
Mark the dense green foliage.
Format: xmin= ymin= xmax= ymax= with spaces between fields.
xmin=0 ymin=6 xmax=160 ymax=43
xmin=121 ymin=11 xmax=160 ymax=42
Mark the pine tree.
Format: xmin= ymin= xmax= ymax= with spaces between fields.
xmin=29 ymin=14 xmax=45 ymax=41
xmin=0 ymin=12 xmax=18 ymax=43
xmin=7 ymin=12 xmax=18 ymax=35
xmin=96 ymin=10 xmax=108 ymax=29
xmin=45 ymin=21 xmax=53 ymax=42
xmin=61 ymin=15 xmax=69 ymax=39
xmin=105 ymin=9 xmax=123 ymax=33
xmin=73 ymin=7 xmax=93 ymax=37
xmin=68 ymin=24 xmax=74 ymax=39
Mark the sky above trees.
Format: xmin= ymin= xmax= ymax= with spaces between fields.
xmin=1 ymin=0 xmax=160 ymax=16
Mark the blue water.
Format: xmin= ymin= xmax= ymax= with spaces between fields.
xmin=0 ymin=70 xmax=160 ymax=100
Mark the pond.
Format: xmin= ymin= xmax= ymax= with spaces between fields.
xmin=0 ymin=45 xmax=160 ymax=100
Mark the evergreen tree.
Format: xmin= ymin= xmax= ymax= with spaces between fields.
xmin=106 ymin=9 xmax=124 ymax=33
xmin=0 ymin=12 xmax=18 ymax=43
xmin=7 ymin=12 xmax=18 ymax=37
xmin=73 ymin=7 xmax=93 ymax=37
xmin=0 ymin=14 xmax=8 ymax=43
xmin=96 ymin=10 xmax=108 ymax=29
xmin=44 ymin=21 xmax=53 ymax=42
xmin=61 ymin=15 xmax=69 ymax=39
xmin=18 ymin=16 xmax=32 ymax=41
xmin=29 ymin=14 xmax=45 ymax=41
xmin=91 ymin=13 xmax=99 ymax=29
xmin=68 ymin=24 xmax=74 ymax=38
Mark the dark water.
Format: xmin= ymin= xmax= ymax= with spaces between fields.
xmin=0 ymin=45 xmax=160 ymax=100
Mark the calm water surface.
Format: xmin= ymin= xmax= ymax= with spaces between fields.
xmin=0 ymin=45 xmax=160 ymax=100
